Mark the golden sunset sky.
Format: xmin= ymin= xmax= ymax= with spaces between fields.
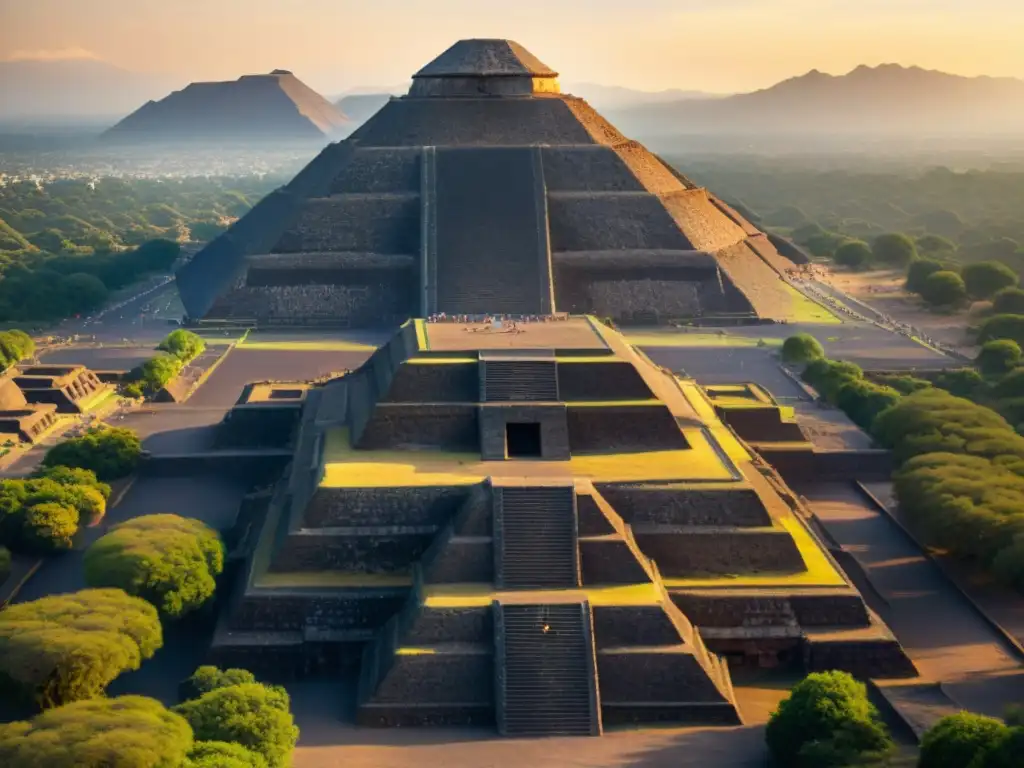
xmin=2 ymin=0 xmax=1022 ymax=93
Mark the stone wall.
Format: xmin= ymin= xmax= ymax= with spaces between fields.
xmin=557 ymin=362 xmax=653 ymax=402
xmin=273 ymin=195 xmax=420 ymax=254
xmin=592 ymin=606 xmax=681 ymax=647
xmin=548 ymin=193 xmax=692 ymax=252
xmin=633 ymin=529 xmax=806 ymax=577
xmin=330 ymin=147 xmax=422 ymax=195
xmin=381 ymin=362 xmax=479 ymax=404
xmin=139 ymin=453 xmax=290 ymax=481
xmin=216 ymin=405 xmax=300 ymax=448
xmin=270 ymin=529 xmax=435 ymax=572
xmin=598 ymin=485 xmax=772 ymax=527
xmin=303 ymin=486 xmax=472 ymax=528
xmin=230 ymin=591 xmax=407 ymax=632
xmin=597 ymin=652 xmax=727 ymax=703
xmin=566 ymin=405 xmax=686 ymax=452
xmin=479 ymin=404 xmax=569 ymax=460
xmin=579 ymin=539 xmax=653 ymax=585
xmin=554 ymin=271 xmax=708 ymax=322
xmin=421 ymin=537 xmax=493 ymax=584
xmin=357 ymin=403 xmax=479 ymax=450
xmin=669 ymin=589 xmax=868 ymax=629
xmin=758 ymin=448 xmax=894 ymax=483
xmin=211 ymin=280 xmax=414 ymax=327
xmin=540 ymin=146 xmax=646 ymax=193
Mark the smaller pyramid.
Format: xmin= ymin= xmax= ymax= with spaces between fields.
xmin=103 ymin=71 xmax=349 ymax=143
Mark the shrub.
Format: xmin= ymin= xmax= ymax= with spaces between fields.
xmin=873 ymin=232 xmax=918 ymax=266
xmin=921 ymin=270 xmax=968 ymax=307
xmin=0 ymin=695 xmax=193 ymax=768
xmin=42 ymin=426 xmax=141 ymax=481
xmin=978 ymin=726 xmax=1024 ymax=768
xmin=131 ymin=354 xmax=182 ymax=396
xmin=833 ymin=240 xmax=872 ymax=269
xmin=0 ymin=589 xmax=162 ymax=709
xmin=20 ymin=502 xmax=78 ymax=553
xmin=991 ymin=368 xmax=1024 ymax=399
xmin=174 ymin=681 xmax=299 ymax=768
xmin=158 ymin=329 xmax=206 ymax=363
xmin=186 ymin=740 xmax=268 ymax=768
xmin=0 ymin=329 xmax=35 ymax=371
xmin=991 ymin=287 xmax=1024 ymax=315
xmin=934 ymin=367 xmax=985 ymax=399
xmin=85 ymin=514 xmax=224 ymax=619
xmin=835 ymin=379 xmax=902 ymax=432
xmin=802 ymin=358 xmax=864 ymax=403
xmin=782 ymin=333 xmax=825 ymax=364
xmin=872 ymin=373 xmax=932 ymax=395
xmin=918 ymin=712 xmax=1008 ymax=768
xmin=961 ymin=261 xmax=1019 ymax=300
xmin=31 ymin=465 xmax=111 ymax=499
xmin=977 ymin=340 xmax=1022 ymax=376
xmin=765 ymin=671 xmax=892 ymax=767
xmin=905 ymin=258 xmax=944 ymax=294
xmin=183 ymin=666 xmax=258 ymax=700
xmin=979 ymin=314 xmax=1024 ymax=346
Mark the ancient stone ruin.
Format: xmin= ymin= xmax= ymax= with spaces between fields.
xmin=177 ymin=39 xmax=808 ymax=329
xmin=209 ymin=317 xmax=913 ymax=736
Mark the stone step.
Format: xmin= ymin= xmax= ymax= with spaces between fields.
xmin=495 ymin=485 xmax=578 ymax=589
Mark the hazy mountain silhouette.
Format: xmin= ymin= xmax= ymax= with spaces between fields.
xmin=104 ymin=71 xmax=349 ymax=143
xmin=609 ymin=64 xmax=1024 ymax=137
xmin=562 ymin=82 xmax=724 ymax=109
xmin=0 ymin=59 xmax=181 ymax=121
xmin=334 ymin=93 xmax=394 ymax=125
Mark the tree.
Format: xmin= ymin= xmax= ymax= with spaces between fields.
xmin=905 ymin=258 xmax=944 ymax=295
xmin=977 ymin=340 xmax=1022 ymax=376
xmin=58 ymin=273 xmax=108 ymax=313
xmin=916 ymin=234 xmax=958 ymax=255
xmin=183 ymin=666 xmax=258 ymax=700
xmin=765 ymin=671 xmax=892 ymax=767
xmin=85 ymin=514 xmax=224 ymax=619
xmin=782 ymin=333 xmax=825 ymax=364
xmin=921 ymin=270 xmax=968 ymax=307
xmin=157 ymin=329 xmax=206 ymax=363
xmin=980 ymin=314 xmax=1024 ymax=347
xmin=0 ymin=695 xmax=193 ymax=768
xmin=42 ymin=427 xmax=142 ymax=481
xmin=186 ymin=741 xmax=268 ymax=768
xmin=130 ymin=354 xmax=182 ymax=396
xmin=919 ymin=712 xmax=1008 ymax=768
xmin=961 ymin=261 xmax=1019 ymax=300
xmin=992 ymin=287 xmax=1024 ymax=315
xmin=20 ymin=501 xmax=78 ymax=553
xmin=0 ymin=329 xmax=35 ymax=371
xmin=835 ymin=379 xmax=902 ymax=431
xmin=174 ymin=682 xmax=299 ymax=768
xmin=802 ymin=358 xmax=865 ymax=403
xmin=978 ymin=726 xmax=1024 ymax=768
xmin=833 ymin=240 xmax=872 ymax=269
xmin=873 ymin=232 xmax=918 ymax=266
xmin=0 ymin=545 xmax=10 ymax=582
xmin=0 ymin=589 xmax=162 ymax=708
xmin=31 ymin=465 xmax=111 ymax=499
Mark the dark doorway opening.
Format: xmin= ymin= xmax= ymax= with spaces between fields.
xmin=506 ymin=422 xmax=542 ymax=458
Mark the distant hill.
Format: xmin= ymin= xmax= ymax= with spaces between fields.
xmin=0 ymin=59 xmax=180 ymax=121
xmin=334 ymin=93 xmax=393 ymax=126
xmin=561 ymin=82 xmax=723 ymax=110
xmin=610 ymin=64 xmax=1024 ymax=138
xmin=104 ymin=71 xmax=349 ymax=143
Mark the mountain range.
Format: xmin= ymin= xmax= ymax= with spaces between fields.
xmin=608 ymin=64 xmax=1024 ymax=138
xmin=3 ymin=59 xmax=1024 ymax=139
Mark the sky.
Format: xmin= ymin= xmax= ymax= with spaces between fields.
xmin=2 ymin=0 xmax=1024 ymax=94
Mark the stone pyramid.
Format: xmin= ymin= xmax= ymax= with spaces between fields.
xmin=176 ymin=39 xmax=807 ymax=327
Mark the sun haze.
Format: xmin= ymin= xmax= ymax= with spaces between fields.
xmin=2 ymin=0 xmax=1023 ymax=93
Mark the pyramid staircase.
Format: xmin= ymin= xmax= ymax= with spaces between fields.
xmin=494 ymin=601 xmax=601 ymax=737
xmin=494 ymin=484 xmax=579 ymax=589
xmin=481 ymin=359 xmax=559 ymax=402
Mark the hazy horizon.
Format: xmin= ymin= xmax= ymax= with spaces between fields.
xmin=3 ymin=0 xmax=1024 ymax=95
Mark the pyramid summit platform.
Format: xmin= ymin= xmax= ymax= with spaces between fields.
xmin=209 ymin=316 xmax=913 ymax=736
xmin=176 ymin=38 xmax=818 ymax=329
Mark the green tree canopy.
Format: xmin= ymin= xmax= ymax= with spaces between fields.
xmin=765 ymin=671 xmax=892 ymax=768
xmin=919 ymin=712 xmax=1009 ymax=768
xmin=961 ymin=261 xmax=1019 ymax=300
xmin=157 ymin=329 xmax=206 ymax=363
xmin=20 ymin=501 xmax=78 ymax=553
xmin=916 ymin=234 xmax=958 ymax=254
xmin=833 ymin=240 xmax=872 ymax=269
xmin=802 ymin=358 xmax=865 ymax=402
xmin=31 ymin=465 xmax=111 ymax=499
xmin=42 ymin=427 xmax=142 ymax=481
xmin=977 ymin=340 xmax=1022 ymax=376
xmin=85 ymin=514 xmax=224 ymax=619
xmin=186 ymin=740 xmax=268 ymax=768
xmin=979 ymin=314 xmax=1024 ymax=346
xmin=905 ymin=258 xmax=945 ymax=295
xmin=130 ymin=354 xmax=183 ymax=396
xmin=782 ymin=333 xmax=825 ymax=364
xmin=872 ymin=232 xmax=918 ymax=266
xmin=921 ymin=270 xmax=968 ymax=307
xmin=0 ymin=696 xmax=193 ymax=768
xmin=991 ymin=287 xmax=1024 ymax=315
xmin=174 ymin=681 xmax=299 ymax=768
xmin=183 ymin=666 xmax=258 ymax=700
xmin=0 ymin=589 xmax=162 ymax=709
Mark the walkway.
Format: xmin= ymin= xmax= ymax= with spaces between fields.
xmin=799 ymin=482 xmax=1023 ymax=720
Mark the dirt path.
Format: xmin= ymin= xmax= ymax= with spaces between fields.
xmin=800 ymin=482 xmax=1023 ymax=720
